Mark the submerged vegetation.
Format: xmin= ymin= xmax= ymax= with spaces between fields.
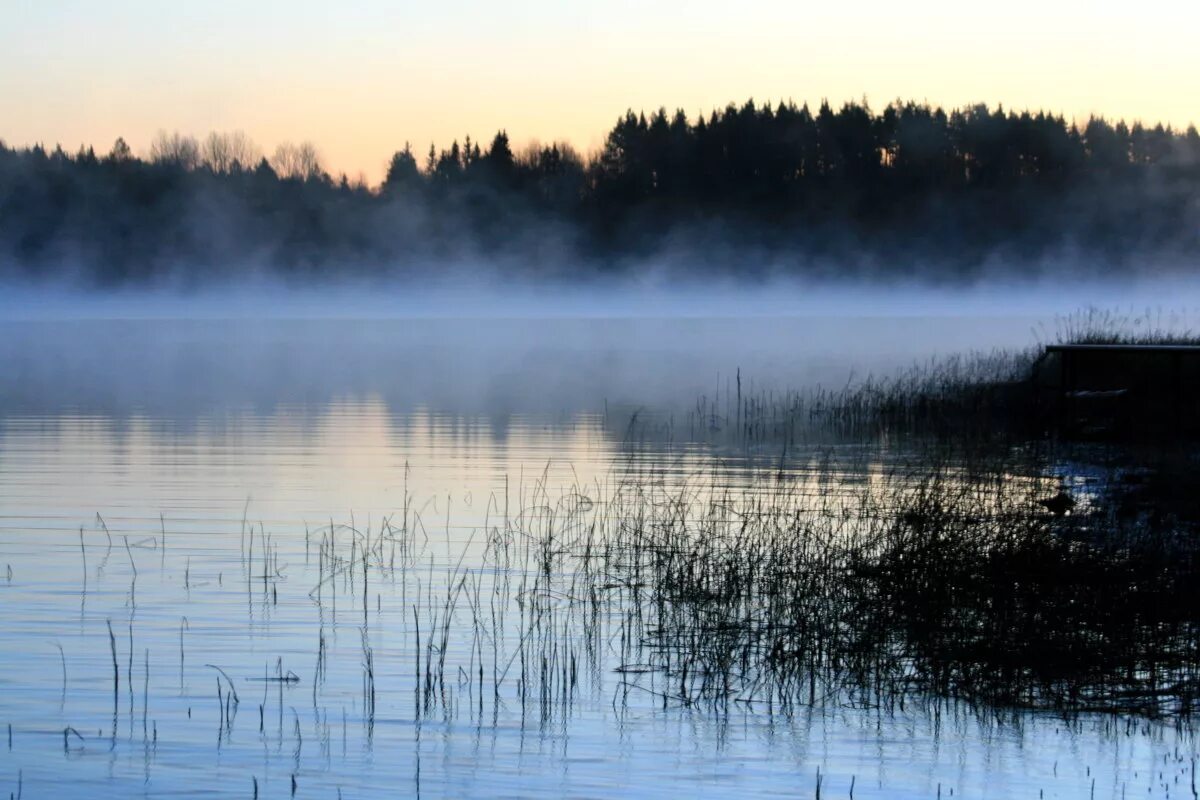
xmin=2 ymin=100 xmax=1199 ymax=282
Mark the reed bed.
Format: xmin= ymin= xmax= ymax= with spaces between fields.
xmin=274 ymin=443 xmax=1200 ymax=724
xmin=587 ymin=452 xmax=1200 ymax=718
xmin=665 ymin=348 xmax=1039 ymax=449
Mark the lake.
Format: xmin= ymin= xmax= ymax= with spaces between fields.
xmin=0 ymin=314 xmax=1192 ymax=798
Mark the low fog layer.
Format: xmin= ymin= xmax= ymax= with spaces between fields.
xmin=3 ymin=277 xmax=1199 ymax=419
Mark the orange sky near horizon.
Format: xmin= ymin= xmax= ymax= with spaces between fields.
xmin=1 ymin=0 xmax=1196 ymax=184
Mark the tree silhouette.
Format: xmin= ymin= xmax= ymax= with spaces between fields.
xmin=271 ymin=141 xmax=323 ymax=181
xmin=107 ymin=137 xmax=133 ymax=163
xmin=0 ymin=98 xmax=1197 ymax=284
xmin=383 ymin=143 xmax=420 ymax=194
xmin=149 ymin=131 xmax=201 ymax=170
xmin=202 ymin=131 xmax=261 ymax=174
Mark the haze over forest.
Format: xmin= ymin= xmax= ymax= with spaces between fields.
xmin=3 ymin=98 xmax=1199 ymax=285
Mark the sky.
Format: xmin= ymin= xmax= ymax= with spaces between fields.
xmin=1 ymin=0 xmax=1197 ymax=183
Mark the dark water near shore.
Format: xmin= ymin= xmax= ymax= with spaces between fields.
xmin=0 ymin=316 xmax=1193 ymax=798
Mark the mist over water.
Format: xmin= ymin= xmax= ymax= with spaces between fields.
xmin=8 ymin=270 xmax=1200 ymax=319
xmin=4 ymin=273 xmax=1199 ymax=417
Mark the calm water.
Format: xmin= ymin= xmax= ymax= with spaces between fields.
xmin=0 ymin=316 xmax=1193 ymax=798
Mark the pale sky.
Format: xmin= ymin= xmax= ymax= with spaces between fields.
xmin=1 ymin=0 xmax=1196 ymax=183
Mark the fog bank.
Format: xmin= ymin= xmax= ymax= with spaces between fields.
xmin=5 ymin=272 xmax=1200 ymax=321
xmin=3 ymin=275 xmax=1199 ymax=420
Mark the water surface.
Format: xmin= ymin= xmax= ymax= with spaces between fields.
xmin=0 ymin=316 xmax=1190 ymax=798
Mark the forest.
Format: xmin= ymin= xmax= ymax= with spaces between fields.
xmin=2 ymin=99 xmax=1199 ymax=283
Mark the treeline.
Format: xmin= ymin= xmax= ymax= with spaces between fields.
xmin=2 ymin=99 xmax=1199 ymax=283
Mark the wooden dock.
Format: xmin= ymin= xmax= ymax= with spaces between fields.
xmin=1033 ymin=344 xmax=1200 ymax=438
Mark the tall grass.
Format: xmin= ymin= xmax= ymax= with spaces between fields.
xmin=575 ymin=450 xmax=1200 ymax=718
xmin=1045 ymin=307 xmax=1200 ymax=346
xmin=294 ymin=443 xmax=1195 ymax=722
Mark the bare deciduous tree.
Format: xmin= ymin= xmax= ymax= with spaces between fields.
xmin=201 ymin=131 xmax=261 ymax=173
xmin=271 ymin=141 xmax=323 ymax=181
xmin=148 ymin=130 xmax=200 ymax=170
